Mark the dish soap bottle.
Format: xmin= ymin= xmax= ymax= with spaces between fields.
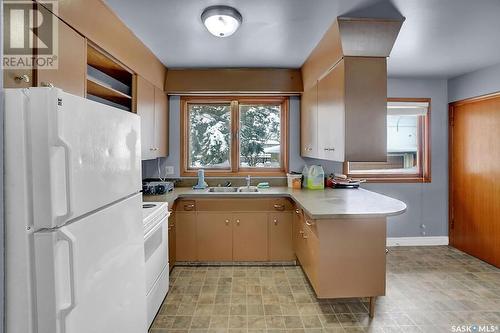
xmin=307 ymin=165 xmax=325 ymax=190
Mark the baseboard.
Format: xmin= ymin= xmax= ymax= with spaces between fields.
xmin=386 ymin=236 xmax=449 ymax=247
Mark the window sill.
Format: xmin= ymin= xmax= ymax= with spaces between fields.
xmin=348 ymin=175 xmax=432 ymax=183
xmin=181 ymin=170 xmax=288 ymax=177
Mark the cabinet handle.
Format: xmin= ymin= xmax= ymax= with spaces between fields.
xmin=184 ymin=204 xmax=195 ymax=210
xmin=15 ymin=74 xmax=30 ymax=83
xmin=150 ymin=148 xmax=155 ymax=151
xmin=273 ymin=218 xmax=278 ymax=225
xmin=41 ymin=81 xmax=54 ymax=87
xmin=324 ymin=148 xmax=335 ymax=152
xmin=302 ymin=234 xmax=308 ymax=239
xmin=273 ymin=204 xmax=285 ymax=211
xmin=295 ymin=209 xmax=301 ymax=214
xmin=236 ymin=219 xmax=240 ymax=225
xmin=305 ymin=219 xmax=314 ymax=226
xmin=299 ymin=230 xmax=304 ymax=235
xmin=225 ymin=219 xmax=230 ymax=225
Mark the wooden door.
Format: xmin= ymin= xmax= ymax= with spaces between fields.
xmin=175 ymin=212 xmax=197 ymax=261
xmin=168 ymin=208 xmax=176 ymax=269
xmin=37 ymin=8 xmax=86 ymax=96
xmin=450 ymin=95 xmax=500 ymax=267
xmin=197 ymin=213 xmax=233 ymax=261
xmin=269 ymin=212 xmax=294 ymax=260
xmin=233 ymin=213 xmax=268 ymax=261
xmin=317 ymin=62 xmax=345 ymax=161
xmin=154 ymin=86 xmax=169 ymax=157
xmin=136 ymin=76 xmax=156 ymax=160
xmin=292 ymin=208 xmax=304 ymax=256
xmin=300 ymin=83 xmax=318 ymax=158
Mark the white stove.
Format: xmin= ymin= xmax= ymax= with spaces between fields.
xmin=142 ymin=202 xmax=170 ymax=327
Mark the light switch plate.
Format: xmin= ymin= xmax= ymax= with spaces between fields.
xmin=165 ymin=166 xmax=175 ymax=175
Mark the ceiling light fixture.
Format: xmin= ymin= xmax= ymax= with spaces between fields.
xmin=201 ymin=5 xmax=242 ymax=38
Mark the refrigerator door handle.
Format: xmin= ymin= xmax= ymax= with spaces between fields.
xmin=54 ymin=136 xmax=74 ymax=223
xmin=57 ymin=229 xmax=78 ymax=327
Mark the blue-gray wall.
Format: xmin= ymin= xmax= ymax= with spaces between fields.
xmin=448 ymin=62 xmax=500 ymax=102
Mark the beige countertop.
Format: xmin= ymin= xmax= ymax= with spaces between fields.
xmin=143 ymin=187 xmax=407 ymax=219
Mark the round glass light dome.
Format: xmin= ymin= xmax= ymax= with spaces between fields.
xmin=201 ymin=6 xmax=242 ymax=38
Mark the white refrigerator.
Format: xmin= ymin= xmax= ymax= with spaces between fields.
xmin=4 ymin=88 xmax=148 ymax=333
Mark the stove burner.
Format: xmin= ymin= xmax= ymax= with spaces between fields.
xmin=142 ymin=204 xmax=157 ymax=209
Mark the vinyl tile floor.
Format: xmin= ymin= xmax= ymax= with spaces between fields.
xmin=150 ymin=246 xmax=500 ymax=333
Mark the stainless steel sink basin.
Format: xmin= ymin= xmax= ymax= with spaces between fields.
xmin=208 ymin=187 xmax=239 ymax=192
xmin=238 ymin=186 xmax=259 ymax=193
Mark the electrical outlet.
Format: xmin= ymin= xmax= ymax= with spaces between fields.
xmin=165 ymin=166 xmax=175 ymax=175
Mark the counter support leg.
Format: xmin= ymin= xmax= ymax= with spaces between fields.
xmin=369 ymin=297 xmax=376 ymax=318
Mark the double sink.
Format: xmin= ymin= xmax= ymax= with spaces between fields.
xmin=207 ymin=186 xmax=260 ymax=193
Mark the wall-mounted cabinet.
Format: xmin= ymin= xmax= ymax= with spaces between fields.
xmin=301 ymin=57 xmax=387 ymax=162
xmin=136 ymin=76 xmax=169 ymax=160
xmin=3 ymin=5 xmax=86 ymax=97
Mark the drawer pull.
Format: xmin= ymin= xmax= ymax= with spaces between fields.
xmin=225 ymin=219 xmax=230 ymax=225
xmin=299 ymin=230 xmax=304 ymax=234
xmin=15 ymin=74 xmax=30 ymax=83
xmin=305 ymin=220 xmax=314 ymax=226
xmin=295 ymin=209 xmax=301 ymax=214
xmin=302 ymin=234 xmax=308 ymax=239
xmin=273 ymin=219 xmax=278 ymax=225
xmin=273 ymin=204 xmax=285 ymax=211
xmin=184 ymin=204 xmax=195 ymax=210
xmin=236 ymin=219 xmax=240 ymax=225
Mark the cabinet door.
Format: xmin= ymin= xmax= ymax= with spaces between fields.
xmin=292 ymin=208 xmax=303 ymax=256
xmin=136 ymin=76 xmax=156 ymax=160
xmin=37 ymin=9 xmax=86 ymax=96
xmin=300 ymin=83 xmax=318 ymax=158
xmin=317 ymin=61 xmax=345 ymax=161
xmin=175 ymin=212 xmax=197 ymax=261
xmin=233 ymin=213 xmax=268 ymax=261
xmin=269 ymin=212 xmax=294 ymax=261
xmin=197 ymin=213 xmax=233 ymax=261
xmin=154 ymin=86 xmax=169 ymax=157
xmin=168 ymin=208 xmax=176 ymax=269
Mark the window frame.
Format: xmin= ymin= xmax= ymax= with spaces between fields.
xmin=344 ymin=98 xmax=432 ymax=183
xmin=180 ymin=96 xmax=289 ymax=176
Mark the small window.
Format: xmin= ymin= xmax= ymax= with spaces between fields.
xmin=346 ymin=99 xmax=431 ymax=182
xmin=181 ymin=97 xmax=288 ymax=176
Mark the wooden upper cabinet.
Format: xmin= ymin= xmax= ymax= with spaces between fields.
xmin=196 ymin=213 xmax=233 ymax=261
xmin=136 ymin=76 xmax=156 ymax=160
xmin=317 ymin=62 xmax=345 ymax=162
xmin=4 ymin=5 xmax=85 ymax=96
xmin=154 ymin=86 xmax=169 ymax=157
xmin=37 ymin=8 xmax=86 ymax=96
xmin=300 ymin=57 xmax=387 ymax=162
xmin=233 ymin=213 xmax=268 ymax=261
xmin=175 ymin=212 xmax=197 ymax=261
xmin=300 ymin=83 xmax=318 ymax=158
xmin=268 ymin=212 xmax=294 ymax=261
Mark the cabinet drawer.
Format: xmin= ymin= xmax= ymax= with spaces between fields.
xmin=269 ymin=198 xmax=294 ymax=211
xmin=177 ymin=200 xmax=196 ymax=211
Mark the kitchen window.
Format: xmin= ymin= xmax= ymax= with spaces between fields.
xmin=181 ymin=97 xmax=288 ymax=176
xmin=345 ymin=98 xmax=431 ymax=182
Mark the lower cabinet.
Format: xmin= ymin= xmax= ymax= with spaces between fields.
xmin=168 ymin=207 xmax=176 ymax=270
xmin=175 ymin=212 xmax=197 ymax=261
xmin=233 ymin=213 xmax=268 ymax=261
xmin=196 ymin=213 xmax=233 ymax=261
xmin=269 ymin=212 xmax=294 ymax=260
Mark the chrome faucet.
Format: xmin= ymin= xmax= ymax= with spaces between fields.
xmin=245 ymin=175 xmax=251 ymax=188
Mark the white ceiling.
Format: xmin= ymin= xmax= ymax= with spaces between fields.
xmin=105 ymin=0 xmax=500 ymax=78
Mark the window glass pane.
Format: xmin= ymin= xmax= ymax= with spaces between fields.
xmin=188 ymin=103 xmax=231 ymax=169
xmin=239 ymin=104 xmax=281 ymax=168
xmin=349 ymin=114 xmax=422 ymax=175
